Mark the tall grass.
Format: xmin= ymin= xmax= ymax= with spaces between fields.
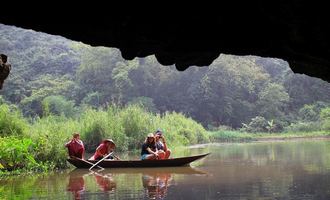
xmin=28 ymin=115 xmax=80 ymax=168
xmin=209 ymin=130 xmax=330 ymax=142
xmin=80 ymin=105 xmax=210 ymax=152
xmin=209 ymin=130 xmax=254 ymax=142
xmin=0 ymin=104 xmax=28 ymax=136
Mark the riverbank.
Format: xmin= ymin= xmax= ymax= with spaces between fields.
xmin=208 ymin=130 xmax=330 ymax=142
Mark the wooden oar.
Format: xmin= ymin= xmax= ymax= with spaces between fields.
xmin=72 ymin=156 xmax=104 ymax=170
xmin=89 ymin=152 xmax=114 ymax=171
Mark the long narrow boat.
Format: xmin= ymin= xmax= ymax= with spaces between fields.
xmin=67 ymin=153 xmax=210 ymax=168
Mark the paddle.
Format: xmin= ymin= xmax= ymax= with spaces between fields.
xmin=72 ymin=156 xmax=104 ymax=170
xmin=89 ymin=152 xmax=114 ymax=171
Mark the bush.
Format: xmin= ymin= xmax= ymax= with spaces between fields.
xmin=241 ymin=116 xmax=284 ymax=133
xmin=320 ymin=107 xmax=330 ymax=131
xmin=298 ymin=104 xmax=319 ymax=121
xmin=207 ymin=124 xmax=233 ymax=131
xmin=322 ymin=120 xmax=330 ymax=130
xmin=128 ymin=96 xmax=159 ymax=113
xmin=0 ymin=136 xmax=39 ymax=171
xmin=42 ymin=95 xmax=76 ymax=118
xmin=81 ymin=92 xmax=102 ymax=108
xmin=0 ymin=104 xmax=28 ymax=136
xmin=159 ymin=112 xmax=210 ymax=145
xmin=79 ymin=107 xmax=126 ymax=152
xmin=209 ymin=130 xmax=253 ymax=142
xmin=284 ymin=121 xmax=322 ymax=132
xmin=118 ymin=105 xmax=154 ymax=150
xmin=241 ymin=116 xmax=268 ymax=133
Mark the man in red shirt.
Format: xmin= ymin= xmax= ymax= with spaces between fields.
xmin=65 ymin=133 xmax=85 ymax=159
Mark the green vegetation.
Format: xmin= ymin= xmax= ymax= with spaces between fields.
xmin=210 ymin=130 xmax=330 ymax=142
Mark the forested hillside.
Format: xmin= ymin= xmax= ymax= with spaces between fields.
xmin=1 ymin=23 xmax=330 ymax=131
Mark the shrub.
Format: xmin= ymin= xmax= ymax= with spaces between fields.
xmin=0 ymin=136 xmax=38 ymax=171
xmin=0 ymin=104 xmax=28 ymax=136
xmin=320 ymin=107 xmax=330 ymax=130
xmin=284 ymin=121 xmax=322 ymax=132
xmin=42 ymin=95 xmax=76 ymax=118
xmin=241 ymin=116 xmax=268 ymax=133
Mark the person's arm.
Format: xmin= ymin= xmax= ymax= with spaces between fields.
xmin=95 ymin=145 xmax=106 ymax=157
xmin=65 ymin=139 xmax=72 ymax=147
xmin=146 ymin=147 xmax=158 ymax=157
xmin=161 ymin=137 xmax=168 ymax=151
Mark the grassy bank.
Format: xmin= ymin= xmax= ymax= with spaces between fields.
xmin=209 ymin=130 xmax=330 ymax=142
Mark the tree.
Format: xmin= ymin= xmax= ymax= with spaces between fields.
xmin=320 ymin=107 xmax=330 ymax=130
xmin=42 ymin=95 xmax=76 ymax=118
xmin=257 ymin=83 xmax=290 ymax=119
xmin=298 ymin=104 xmax=319 ymax=122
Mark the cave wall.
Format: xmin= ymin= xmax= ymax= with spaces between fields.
xmin=1 ymin=2 xmax=329 ymax=81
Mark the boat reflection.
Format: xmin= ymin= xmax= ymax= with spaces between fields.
xmin=67 ymin=167 xmax=206 ymax=199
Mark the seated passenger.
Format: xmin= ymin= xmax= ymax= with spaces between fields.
xmin=154 ymin=129 xmax=171 ymax=159
xmin=141 ymin=133 xmax=159 ymax=160
xmin=65 ymin=132 xmax=85 ymax=159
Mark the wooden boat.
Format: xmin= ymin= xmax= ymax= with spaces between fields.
xmin=67 ymin=153 xmax=210 ymax=168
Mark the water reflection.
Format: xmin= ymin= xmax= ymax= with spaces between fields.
xmin=94 ymin=172 xmax=116 ymax=192
xmin=142 ymin=172 xmax=172 ymax=199
xmin=67 ymin=170 xmax=86 ymax=199
xmin=66 ymin=167 xmax=206 ymax=199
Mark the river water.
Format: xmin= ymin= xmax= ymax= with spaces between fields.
xmin=1 ymin=140 xmax=330 ymax=199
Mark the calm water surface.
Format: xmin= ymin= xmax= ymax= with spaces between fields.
xmin=1 ymin=140 xmax=330 ymax=199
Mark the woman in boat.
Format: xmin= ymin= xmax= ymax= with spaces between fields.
xmin=154 ymin=129 xmax=171 ymax=159
xmin=65 ymin=132 xmax=85 ymax=159
xmin=141 ymin=133 xmax=159 ymax=160
xmin=90 ymin=139 xmax=120 ymax=160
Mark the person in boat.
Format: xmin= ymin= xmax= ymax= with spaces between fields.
xmin=90 ymin=139 xmax=120 ymax=160
xmin=154 ymin=129 xmax=171 ymax=159
xmin=65 ymin=132 xmax=85 ymax=159
xmin=141 ymin=133 xmax=159 ymax=160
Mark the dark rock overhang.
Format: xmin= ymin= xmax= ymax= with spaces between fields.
xmin=1 ymin=2 xmax=329 ymax=82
